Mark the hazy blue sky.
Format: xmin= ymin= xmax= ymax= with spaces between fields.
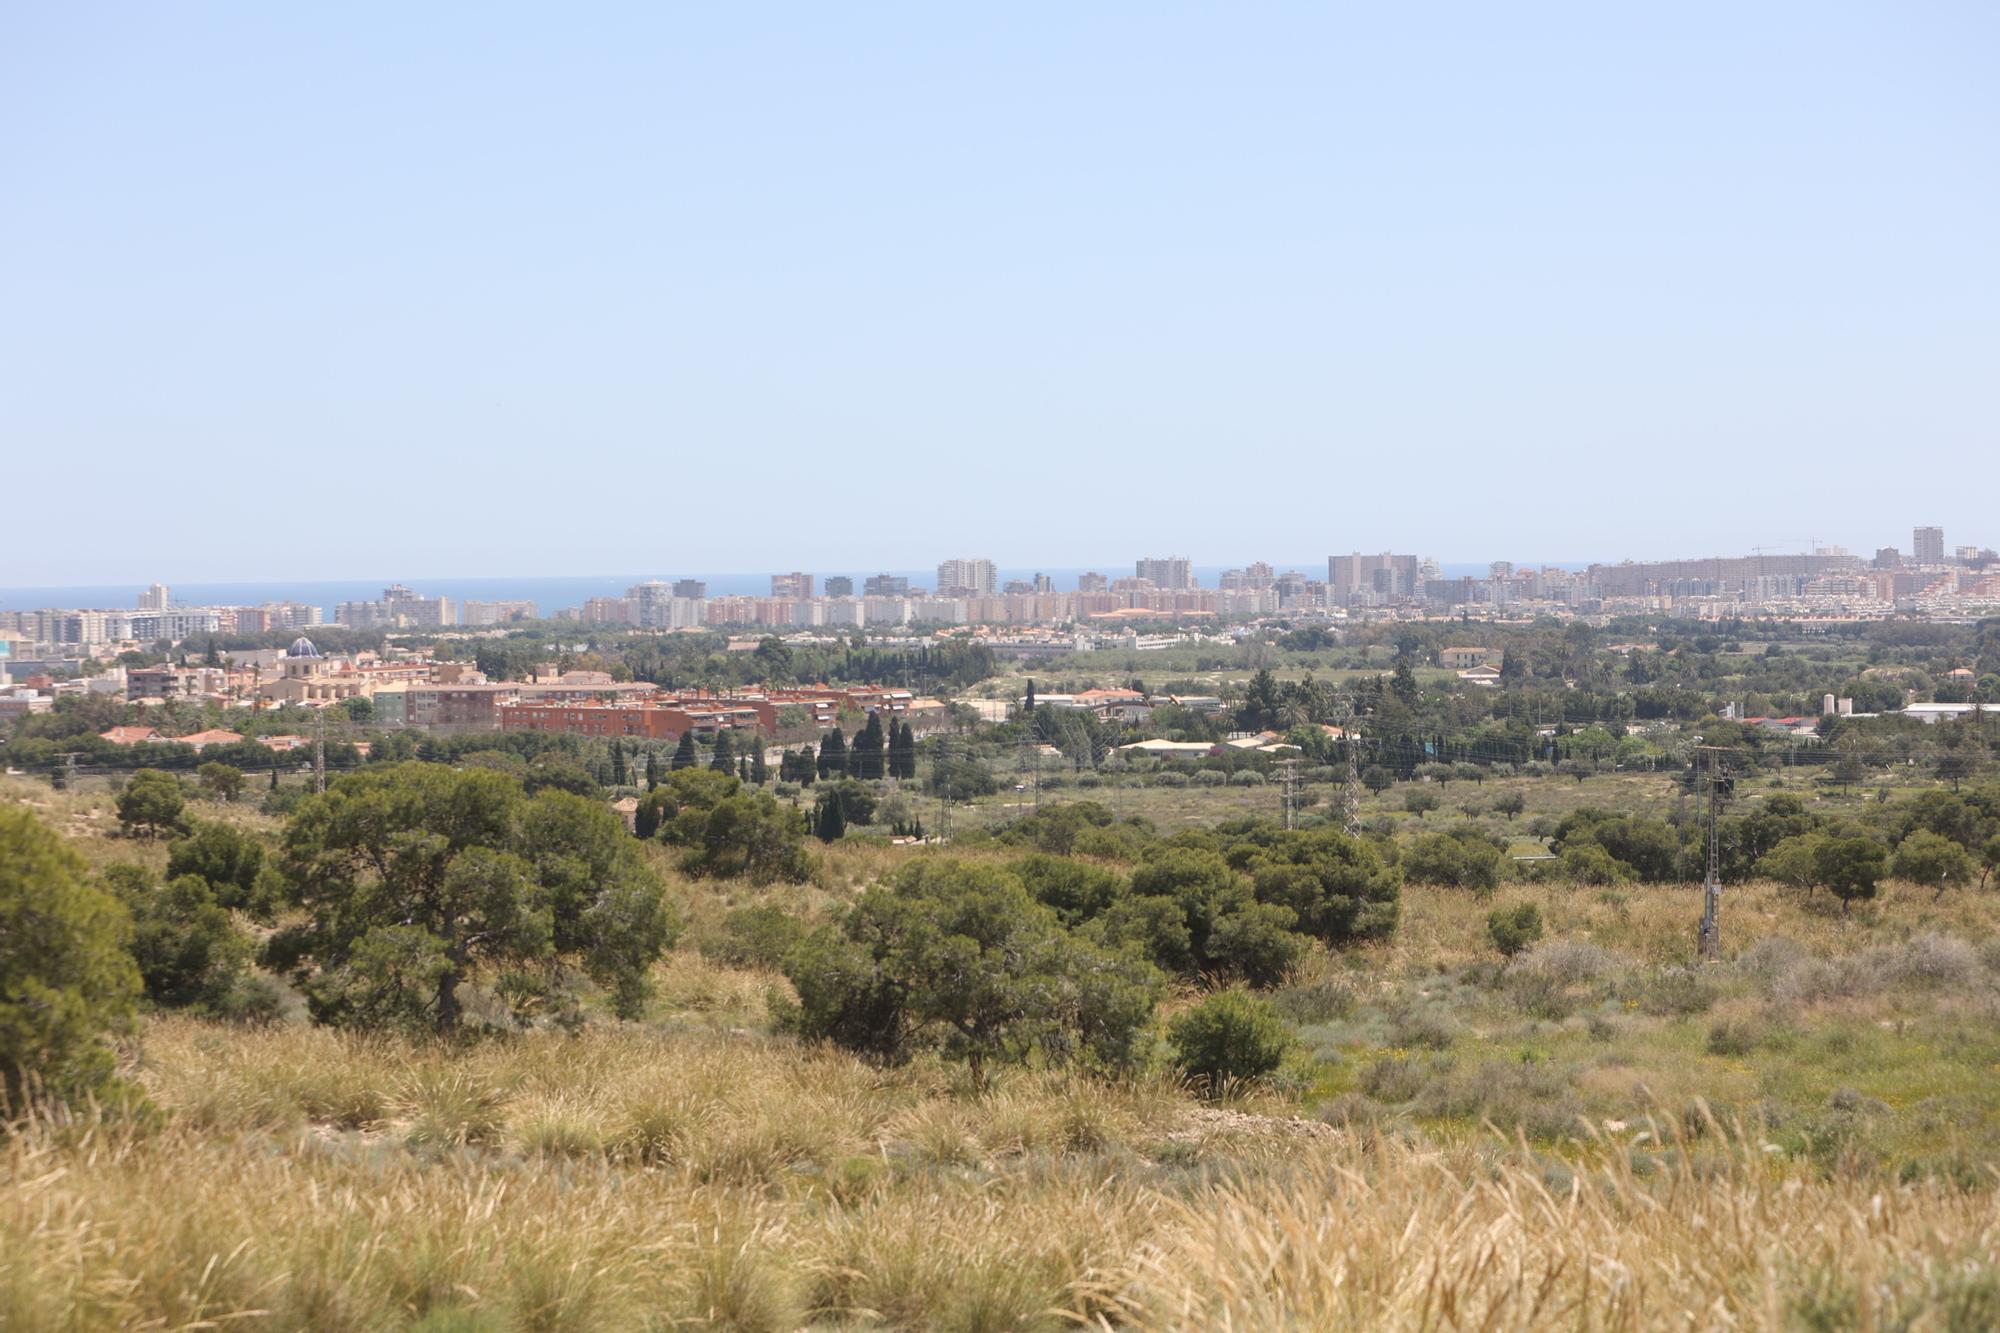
xmin=4 ymin=3 xmax=1995 ymax=586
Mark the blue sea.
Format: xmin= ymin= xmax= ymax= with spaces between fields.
xmin=0 ymin=563 xmax=1522 ymax=614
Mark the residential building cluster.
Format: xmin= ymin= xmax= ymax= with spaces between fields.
xmin=0 ymin=629 xmax=951 ymax=744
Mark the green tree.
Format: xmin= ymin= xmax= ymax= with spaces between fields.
xmin=782 ymin=860 xmax=1162 ymax=1084
xmin=1237 ymin=668 xmax=1283 ymax=731
xmin=166 ymin=820 xmax=272 ymax=915
xmin=1891 ymin=830 xmax=1976 ymax=899
xmin=670 ymin=730 xmax=699 ymax=771
xmin=116 ymin=769 xmax=187 ymax=838
xmin=1816 ymin=836 xmax=1887 ymax=913
xmin=610 ymin=744 xmax=628 ymax=787
xmin=645 ymin=769 xmax=811 ymax=884
xmin=1116 ymin=849 xmax=1300 ymax=984
xmin=110 ymin=868 xmax=256 ymax=1014
xmin=1012 ymin=854 xmax=1124 ymax=926
xmin=852 ymin=713 xmax=886 ymax=780
xmin=0 ymin=808 xmax=142 ymax=1109
xmin=645 ymin=750 xmax=660 ymax=790
xmin=1168 ymin=990 xmax=1289 ymax=1094
xmin=1362 ymin=765 xmax=1394 ymax=795
xmin=1756 ymin=833 xmax=1827 ymax=896
xmin=709 ymin=728 xmax=736 ymax=774
xmin=1559 ymin=842 xmax=1630 ymax=885
xmin=1492 ymin=790 xmax=1527 ymax=820
xmin=268 ymin=762 xmax=678 ymax=1031
xmin=1486 ymin=902 xmax=1543 ymax=958
xmin=1241 ymin=829 xmax=1402 ymax=948
xmin=196 ymin=761 xmax=246 ymax=803
xmin=1401 ymin=788 xmax=1442 ymax=819
xmin=813 ymin=789 xmax=847 ymax=842
xmin=750 ymin=745 xmax=769 ymax=786
xmin=817 ymin=728 xmax=847 ymax=779
xmin=1404 ymin=831 xmax=1503 ymax=893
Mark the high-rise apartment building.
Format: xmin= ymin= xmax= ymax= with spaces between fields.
xmin=1077 ymin=571 xmax=1108 ymax=592
xmin=863 ymin=574 xmax=909 ymax=597
xmin=336 ymin=584 xmax=454 ymax=628
xmin=1135 ymin=555 xmax=1194 ymax=589
xmin=1327 ymin=552 xmax=1423 ymax=600
xmin=137 ymin=582 xmax=171 ymax=612
xmin=823 ymin=576 xmax=854 ymax=598
xmin=936 ymin=558 xmax=997 ymax=596
xmin=1913 ymin=527 xmax=1945 ymax=564
xmin=771 ymin=572 xmax=814 ymax=599
xmin=671 ymin=579 xmax=706 ymax=599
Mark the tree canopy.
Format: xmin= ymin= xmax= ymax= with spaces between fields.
xmin=268 ymin=762 xmax=679 ymax=1031
xmin=0 ymin=808 xmax=142 ymax=1109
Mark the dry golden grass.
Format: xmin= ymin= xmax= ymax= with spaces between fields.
xmin=7 ymin=1021 xmax=1999 ymax=1331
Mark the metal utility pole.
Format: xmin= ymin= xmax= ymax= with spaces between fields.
xmin=1017 ymin=733 xmax=1041 ymax=813
xmin=1279 ymin=756 xmax=1301 ymax=830
xmin=1696 ymin=745 xmax=1730 ymax=960
xmin=55 ymin=752 xmax=81 ymax=792
xmin=1337 ymin=696 xmax=1363 ymax=836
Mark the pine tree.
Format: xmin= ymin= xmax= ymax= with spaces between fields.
xmin=671 ymin=730 xmax=699 ymax=770
xmin=611 ymin=743 xmax=628 ymax=787
xmin=710 ymin=729 xmax=736 ymax=773
xmin=751 ymin=746 xmax=769 ymax=786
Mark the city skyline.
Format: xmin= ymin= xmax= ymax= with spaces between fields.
xmin=1 ymin=522 xmax=1980 ymax=608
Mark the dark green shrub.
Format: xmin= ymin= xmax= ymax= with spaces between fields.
xmin=1486 ymin=903 xmax=1544 ymax=958
xmin=1168 ymin=990 xmax=1290 ymax=1094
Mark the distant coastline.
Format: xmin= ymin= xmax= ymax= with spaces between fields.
xmin=0 ymin=563 xmax=1538 ymax=614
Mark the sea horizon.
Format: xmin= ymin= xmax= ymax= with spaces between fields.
xmin=0 ymin=562 xmax=1587 ymax=615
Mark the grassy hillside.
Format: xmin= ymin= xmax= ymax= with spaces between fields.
xmin=6 ymin=774 xmax=2000 ymax=1329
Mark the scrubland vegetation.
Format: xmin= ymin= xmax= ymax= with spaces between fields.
xmin=8 ymin=761 xmax=2000 ymax=1330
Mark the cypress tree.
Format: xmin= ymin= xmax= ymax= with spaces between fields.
xmin=671 ymin=730 xmax=699 ymax=770
xmin=855 ymin=714 xmax=886 ymax=781
xmin=1026 ymin=678 xmax=1036 ymax=711
xmin=751 ymin=746 xmax=769 ymax=786
xmin=710 ymin=729 xmax=736 ymax=773
xmin=611 ymin=743 xmax=628 ymax=786
xmin=817 ymin=730 xmax=846 ymax=779
xmin=814 ymin=792 xmax=846 ymax=842
xmin=645 ymin=751 xmax=659 ymax=790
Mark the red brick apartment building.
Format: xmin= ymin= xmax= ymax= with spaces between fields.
xmin=500 ymin=702 xmax=769 ymax=742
